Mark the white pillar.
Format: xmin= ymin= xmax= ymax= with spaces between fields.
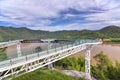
xmin=85 ymin=47 xmax=91 ymax=80
xmin=17 ymin=43 xmax=22 ymax=57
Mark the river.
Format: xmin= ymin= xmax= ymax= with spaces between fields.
xmin=92 ymin=44 xmax=120 ymax=62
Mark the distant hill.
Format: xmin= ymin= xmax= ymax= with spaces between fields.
xmin=0 ymin=26 xmax=50 ymax=41
xmin=0 ymin=25 xmax=120 ymax=41
xmin=99 ymin=25 xmax=120 ymax=38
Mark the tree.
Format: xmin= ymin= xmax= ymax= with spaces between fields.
xmin=94 ymin=51 xmax=112 ymax=71
xmin=35 ymin=46 xmax=42 ymax=52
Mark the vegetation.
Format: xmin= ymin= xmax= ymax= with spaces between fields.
xmin=55 ymin=52 xmax=120 ymax=80
xmin=55 ymin=57 xmax=85 ymax=72
xmin=99 ymin=25 xmax=120 ymax=38
xmin=0 ymin=48 xmax=7 ymax=61
xmin=0 ymin=25 xmax=120 ymax=41
xmin=35 ymin=46 xmax=42 ymax=52
xmin=12 ymin=69 xmax=84 ymax=80
xmin=104 ymin=38 xmax=120 ymax=44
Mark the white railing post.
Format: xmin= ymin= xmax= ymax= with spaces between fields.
xmin=16 ymin=43 xmax=22 ymax=57
xmin=47 ymin=41 xmax=54 ymax=69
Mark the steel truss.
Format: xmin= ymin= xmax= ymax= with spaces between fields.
xmin=0 ymin=42 xmax=101 ymax=80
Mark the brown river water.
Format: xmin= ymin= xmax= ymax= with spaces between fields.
xmin=71 ymin=44 xmax=120 ymax=63
xmin=6 ymin=43 xmax=60 ymax=58
xmin=91 ymin=44 xmax=120 ymax=62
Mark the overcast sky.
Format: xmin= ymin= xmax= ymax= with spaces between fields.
xmin=0 ymin=0 xmax=120 ymax=31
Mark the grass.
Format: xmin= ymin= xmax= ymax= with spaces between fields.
xmin=12 ymin=69 xmax=84 ymax=80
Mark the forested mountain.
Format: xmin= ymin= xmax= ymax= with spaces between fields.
xmin=0 ymin=25 xmax=120 ymax=41
xmin=99 ymin=25 xmax=120 ymax=38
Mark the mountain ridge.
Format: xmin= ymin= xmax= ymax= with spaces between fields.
xmin=0 ymin=25 xmax=120 ymax=41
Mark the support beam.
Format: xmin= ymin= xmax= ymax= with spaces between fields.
xmin=16 ymin=43 xmax=22 ymax=57
xmin=85 ymin=45 xmax=93 ymax=80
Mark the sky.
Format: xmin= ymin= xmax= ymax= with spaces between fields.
xmin=0 ymin=0 xmax=120 ymax=31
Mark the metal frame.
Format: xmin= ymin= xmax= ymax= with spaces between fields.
xmin=0 ymin=41 xmax=101 ymax=80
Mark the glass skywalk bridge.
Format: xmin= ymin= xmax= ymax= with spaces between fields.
xmin=0 ymin=39 xmax=101 ymax=80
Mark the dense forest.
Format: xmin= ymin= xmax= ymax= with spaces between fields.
xmin=0 ymin=25 xmax=120 ymax=41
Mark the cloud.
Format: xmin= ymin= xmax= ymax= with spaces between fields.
xmin=0 ymin=0 xmax=120 ymax=31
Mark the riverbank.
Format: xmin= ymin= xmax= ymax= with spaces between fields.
xmin=103 ymin=38 xmax=120 ymax=44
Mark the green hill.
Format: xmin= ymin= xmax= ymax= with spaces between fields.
xmin=0 ymin=25 xmax=120 ymax=41
xmin=99 ymin=25 xmax=120 ymax=38
xmin=0 ymin=26 xmax=50 ymax=41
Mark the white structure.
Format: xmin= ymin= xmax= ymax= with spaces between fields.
xmin=0 ymin=39 xmax=102 ymax=80
xmin=16 ymin=43 xmax=22 ymax=57
xmin=85 ymin=45 xmax=94 ymax=80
